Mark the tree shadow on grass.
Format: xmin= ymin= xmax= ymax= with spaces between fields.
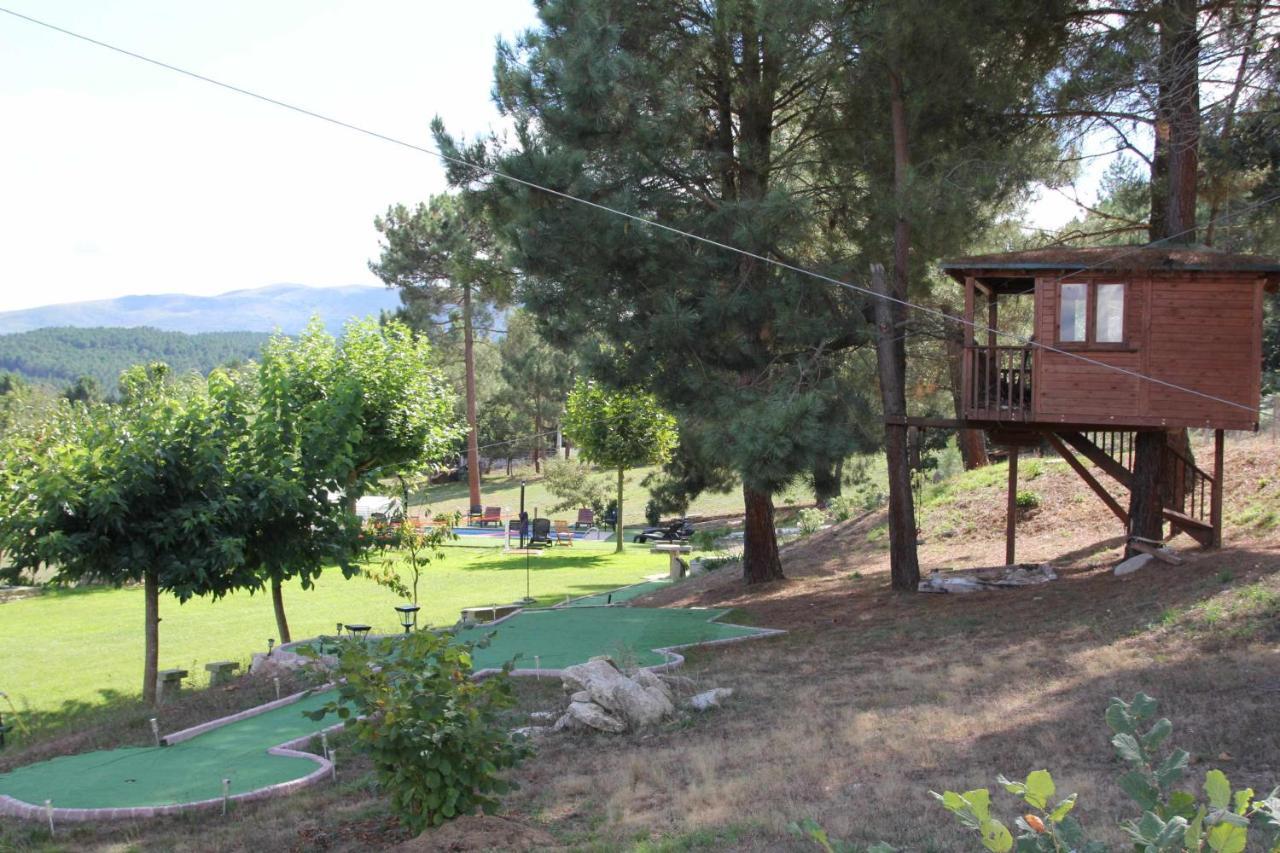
xmin=454 ymin=553 xmax=616 ymax=573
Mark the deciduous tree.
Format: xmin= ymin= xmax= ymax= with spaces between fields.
xmin=562 ymin=380 xmax=678 ymax=552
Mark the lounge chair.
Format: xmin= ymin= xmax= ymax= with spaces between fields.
xmin=572 ymin=508 xmax=595 ymax=531
xmin=506 ymin=519 xmax=524 ymax=548
xmin=553 ymin=520 xmax=574 ymax=546
xmin=528 ymin=518 xmax=553 ymax=548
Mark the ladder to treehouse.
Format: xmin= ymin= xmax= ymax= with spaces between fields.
xmin=1042 ymin=429 xmax=1223 ymax=548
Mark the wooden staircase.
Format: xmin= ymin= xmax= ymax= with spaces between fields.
xmin=1045 ymin=430 xmax=1220 ymax=547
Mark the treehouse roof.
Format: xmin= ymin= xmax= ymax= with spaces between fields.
xmin=941 ymin=245 xmax=1280 ymax=290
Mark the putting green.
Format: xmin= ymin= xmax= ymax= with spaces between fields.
xmin=558 ymin=579 xmax=672 ymax=608
xmin=0 ymin=691 xmax=333 ymax=810
xmin=467 ymin=604 xmax=760 ymax=671
xmin=0 ymin=600 xmax=773 ymax=815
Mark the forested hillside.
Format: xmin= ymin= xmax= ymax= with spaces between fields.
xmin=0 ymin=327 xmax=269 ymax=393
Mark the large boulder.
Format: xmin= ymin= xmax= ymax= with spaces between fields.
xmin=565 ymin=700 xmax=626 ymax=733
xmin=560 ymin=659 xmax=674 ymax=728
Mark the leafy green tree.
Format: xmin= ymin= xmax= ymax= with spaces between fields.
xmin=496 ymin=310 xmax=575 ymax=473
xmin=0 ymin=363 xmax=258 ymax=704
xmin=371 ymin=194 xmax=513 ymax=510
xmin=245 ymin=318 xmax=460 ymax=643
xmin=562 ymin=380 xmax=678 ymax=552
xmin=61 ymin=374 xmax=101 ymax=404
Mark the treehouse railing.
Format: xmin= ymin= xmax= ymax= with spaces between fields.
xmin=1082 ymin=429 xmax=1213 ymax=525
xmin=964 ymin=345 xmax=1034 ymax=422
xmin=1163 ymin=442 xmax=1214 ymax=525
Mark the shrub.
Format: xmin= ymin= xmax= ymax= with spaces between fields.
xmin=1015 ymin=490 xmax=1041 ymax=510
xmin=307 ymin=631 xmax=530 ymax=832
xmin=644 ymin=499 xmax=662 ymax=526
xmin=798 ymin=507 xmax=828 ymax=535
xmin=791 ymin=693 xmax=1280 ymax=853
xmin=828 ymin=495 xmax=861 ymax=522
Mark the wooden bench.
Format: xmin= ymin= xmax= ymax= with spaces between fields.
xmin=204 ymin=660 xmax=240 ymax=687
xmin=651 ymin=544 xmax=694 ymax=580
xmin=156 ymin=668 xmax=188 ymax=703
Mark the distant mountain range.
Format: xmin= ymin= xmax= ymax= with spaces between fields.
xmin=0 ymin=284 xmax=402 ymax=336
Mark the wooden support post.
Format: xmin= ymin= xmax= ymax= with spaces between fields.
xmin=1005 ymin=448 xmax=1018 ymax=565
xmin=1046 ymin=434 xmax=1130 ymax=525
xmin=1210 ymin=428 xmax=1224 ymax=548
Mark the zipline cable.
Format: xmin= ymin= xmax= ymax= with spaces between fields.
xmin=2 ymin=6 xmax=1275 ymax=416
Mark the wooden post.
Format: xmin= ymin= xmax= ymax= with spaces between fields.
xmin=1005 ymin=448 xmax=1018 ymax=565
xmin=1210 ymin=428 xmax=1224 ymax=547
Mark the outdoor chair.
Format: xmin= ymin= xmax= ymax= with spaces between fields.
xmin=553 ymin=519 xmax=574 ymax=546
xmin=528 ymin=518 xmax=553 ymax=548
xmin=572 ymin=508 xmax=595 ymax=531
xmin=465 ymin=504 xmax=484 ymax=526
xmin=506 ymin=519 xmax=524 ymax=548
xmin=480 ymin=506 xmax=503 ymax=527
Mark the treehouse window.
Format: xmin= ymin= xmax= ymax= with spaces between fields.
xmin=1095 ymin=283 xmax=1125 ymax=342
xmin=1057 ymin=282 xmax=1126 ymax=346
xmin=1059 ymin=283 xmax=1087 ymax=342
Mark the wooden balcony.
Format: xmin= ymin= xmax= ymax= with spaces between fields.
xmin=964 ymin=345 xmax=1034 ymax=422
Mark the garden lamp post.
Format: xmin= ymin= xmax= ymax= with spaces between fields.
xmin=394 ymin=604 xmax=420 ymax=634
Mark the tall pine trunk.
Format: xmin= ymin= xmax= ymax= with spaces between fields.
xmin=463 ymin=283 xmax=482 ymax=509
xmin=874 ymin=70 xmax=921 ymax=592
xmin=1134 ymin=0 xmax=1200 ymax=538
xmin=271 ymin=576 xmax=292 ymax=644
xmin=615 ymin=467 xmax=625 ymax=553
xmin=143 ymin=568 xmax=159 ymax=705
xmin=741 ymin=484 xmax=784 ymax=583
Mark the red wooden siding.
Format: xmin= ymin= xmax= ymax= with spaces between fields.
xmin=1030 ymin=273 xmax=1262 ymax=431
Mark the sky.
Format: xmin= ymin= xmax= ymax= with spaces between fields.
xmin=0 ymin=2 xmax=1104 ymax=314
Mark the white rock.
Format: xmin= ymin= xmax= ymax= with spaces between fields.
xmin=561 ymin=659 xmax=675 ymax=728
xmin=633 ymin=669 xmax=674 ymax=702
xmin=511 ymin=725 xmax=553 ymax=739
xmin=529 ymin=710 xmax=557 ymax=723
xmin=570 ymin=690 xmax=591 ymax=704
xmin=1114 ymin=553 xmax=1155 ymax=576
xmin=567 ymin=701 xmax=627 ymax=733
xmin=687 ymin=687 xmax=734 ymax=711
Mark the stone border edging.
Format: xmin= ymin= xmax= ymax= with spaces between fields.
xmin=0 ymin=687 xmax=344 ymax=824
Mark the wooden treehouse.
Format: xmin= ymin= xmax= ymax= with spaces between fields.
xmin=916 ymin=246 xmax=1279 ymax=560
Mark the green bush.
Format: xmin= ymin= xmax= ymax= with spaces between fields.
xmin=798 ymin=507 xmax=829 ymax=535
xmin=791 ymin=693 xmax=1280 ymax=852
xmin=307 ymin=631 xmax=530 ymax=832
xmin=1015 ymin=490 xmax=1041 ymax=510
xmin=542 ymin=459 xmax=611 ymax=517
xmin=828 ymin=495 xmax=862 ymax=522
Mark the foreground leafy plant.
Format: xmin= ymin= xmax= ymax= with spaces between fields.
xmin=306 ymin=630 xmax=530 ymax=832
xmin=790 ymin=694 xmax=1280 ymax=852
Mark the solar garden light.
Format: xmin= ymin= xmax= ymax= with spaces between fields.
xmin=267 ymin=638 xmax=275 ymax=656
xmin=149 ymin=717 xmax=161 ymax=747
xmin=395 ymin=603 xmax=420 ymax=634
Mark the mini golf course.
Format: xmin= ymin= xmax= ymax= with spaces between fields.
xmin=0 ymin=588 xmax=781 ymax=822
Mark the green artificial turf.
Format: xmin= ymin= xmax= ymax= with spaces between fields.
xmin=466 ymin=605 xmax=762 ymax=671
xmin=0 ymin=691 xmax=334 ymax=809
xmin=0 ymin=543 xmax=664 ymax=722
xmin=0 ymin=599 xmax=772 ymax=811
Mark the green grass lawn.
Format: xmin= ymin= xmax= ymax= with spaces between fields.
xmin=0 ymin=541 xmax=663 ymax=726
xmin=414 ymin=461 xmax=820 ymax=532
